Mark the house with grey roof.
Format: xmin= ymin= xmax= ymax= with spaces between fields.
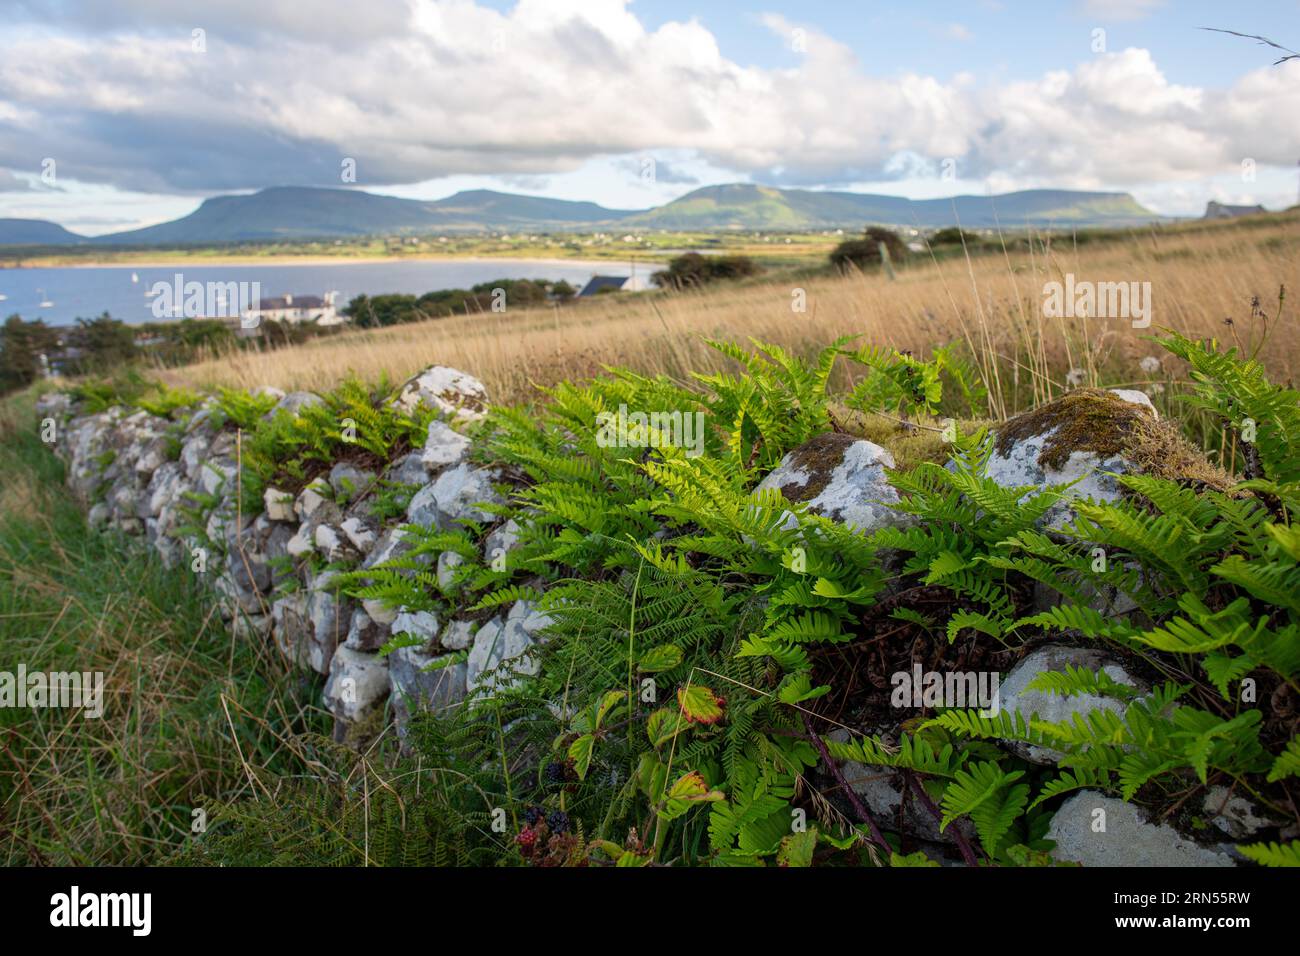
xmin=577 ymin=274 xmax=651 ymax=297
xmin=239 ymin=291 xmax=345 ymax=329
xmin=1203 ymin=200 xmax=1267 ymax=219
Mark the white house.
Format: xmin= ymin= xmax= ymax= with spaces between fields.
xmin=241 ymin=291 xmax=345 ymax=328
xmin=577 ymin=274 xmax=652 ymax=297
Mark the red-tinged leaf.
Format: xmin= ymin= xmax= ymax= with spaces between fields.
xmin=595 ymin=690 xmax=627 ymax=728
xmin=659 ymin=770 xmax=726 ymax=822
xmin=678 ymin=684 xmax=726 ymax=725
xmin=777 ymin=829 xmax=818 ymax=867
xmin=568 ymin=733 xmax=595 ymax=781
xmin=667 ymin=770 xmax=725 ymax=803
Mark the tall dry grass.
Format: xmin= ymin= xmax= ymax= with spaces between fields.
xmin=161 ymin=214 xmax=1299 ymax=414
xmin=0 ymin=390 xmax=330 ymax=864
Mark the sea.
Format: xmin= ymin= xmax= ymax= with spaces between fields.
xmin=0 ymin=258 xmax=645 ymax=326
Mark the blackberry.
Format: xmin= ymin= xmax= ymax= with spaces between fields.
xmin=544 ymin=761 xmax=567 ymax=785
xmin=516 ymin=827 xmax=538 ymax=849
xmin=547 ymin=810 xmax=570 ymax=834
xmin=524 ymin=805 xmax=544 ymax=826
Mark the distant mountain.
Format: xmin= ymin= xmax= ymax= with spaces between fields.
xmin=97 ymin=187 xmax=438 ymax=244
xmin=909 ymin=189 xmax=1161 ymax=228
xmin=2 ymin=183 xmax=1165 ymax=248
xmin=427 ymin=189 xmax=637 ymax=228
xmin=620 ymin=184 xmax=914 ymax=230
xmin=92 ymin=186 xmax=639 ymax=245
xmin=0 ymin=218 xmax=86 ymax=245
xmin=623 ymin=184 xmax=1159 ymax=229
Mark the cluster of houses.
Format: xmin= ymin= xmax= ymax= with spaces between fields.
xmin=34 ymin=275 xmax=646 ymax=375
xmin=228 ymin=276 xmax=648 ymax=334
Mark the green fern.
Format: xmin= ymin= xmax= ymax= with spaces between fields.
xmin=1236 ymin=840 xmax=1300 ymax=867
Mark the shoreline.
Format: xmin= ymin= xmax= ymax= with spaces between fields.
xmin=0 ymin=252 xmax=673 ymax=270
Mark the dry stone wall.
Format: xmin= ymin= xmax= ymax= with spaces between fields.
xmin=36 ymin=366 xmax=549 ymax=747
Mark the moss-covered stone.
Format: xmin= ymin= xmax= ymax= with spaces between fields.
xmin=827 ymin=402 xmax=991 ymax=470
xmin=766 ymin=431 xmax=858 ymax=501
xmin=755 ymin=429 xmax=912 ymax=534
xmin=995 ymin=388 xmax=1232 ymax=490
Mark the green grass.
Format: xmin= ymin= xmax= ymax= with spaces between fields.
xmin=0 ymin=387 xmax=329 ymax=864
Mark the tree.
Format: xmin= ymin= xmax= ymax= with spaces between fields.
xmin=929 ymin=227 xmax=979 ymax=247
xmin=344 ymin=279 xmax=582 ymax=327
xmin=0 ymin=314 xmax=59 ymax=394
xmin=829 ymin=227 xmax=908 ymax=272
xmin=65 ymin=313 xmax=138 ymax=374
xmin=343 ymin=293 xmax=421 ymax=328
xmin=651 ymin=252 xmax=759 ymax=290
xmin=709 ymin=255 xmax=760 ymax=280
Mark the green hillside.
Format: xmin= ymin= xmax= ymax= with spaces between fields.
xmin=93 ymin=187 xmax=639 ymax=245
xmin=627 ymin=184 xmax=1161 ymax=230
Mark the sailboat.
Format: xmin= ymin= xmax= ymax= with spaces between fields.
xmin=131 ymin=272 xmax=139 ymax=283
xmin=37 ymin=288 xmax=54 ymax=308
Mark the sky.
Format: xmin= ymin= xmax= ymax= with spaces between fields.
xmin=0 ymin=0 xmax=1297 ymax=235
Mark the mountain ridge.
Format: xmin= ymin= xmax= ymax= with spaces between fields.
xmin=0 ymin=183 xmax=1167 ymax=246
xmin=623 ymin=183 xmax=1159 ymax=229
xmin=0 ymin=218 xmax=87 ymax=246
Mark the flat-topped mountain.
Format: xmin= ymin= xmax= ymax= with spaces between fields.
xmin=622 ymin=184 xmax=1159 ymax=229
xmin=92 ymin=187 xmax=638 ymax=244
xmin=0 ymin=218 xmax=87 ymax=245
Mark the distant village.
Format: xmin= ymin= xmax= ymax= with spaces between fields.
xmin=223 ymin=273 xmax=652 ymax=335
xmin=10 ymin=197 xmax=1274 ymax=384
xmin=17 ymin=272 xmax=657 ymax=380
xmin=150 ymin=196 xmax=1267 ymax=340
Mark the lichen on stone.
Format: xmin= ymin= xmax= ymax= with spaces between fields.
xmin=996 ymin=388 xmax=1232 ymax=490
xmin=768 ymin=431 xmax=857 ymax=501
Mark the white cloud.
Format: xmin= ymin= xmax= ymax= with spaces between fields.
xmin=0 ymin=0 xmax=1294 ymax=203
xmin=0 ymin=168 xmax=37 ymax=192
xmin=974 ymin=49 xmax=1219 ymax=187
xmin=1079 ymin=0 xmax=1165 ymax=21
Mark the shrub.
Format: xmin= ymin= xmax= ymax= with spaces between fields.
xmin=829 ymin=227 xmax=908 ymax=271
xmin=651 ymin=252 xmax=759 ymax=290
xmin=928 ymin=227 xmax=979 ymax=246
xmin=64 ymin=313 xmax=140 ymax=374
xmin=0 ymin=314 xmax=59 ymax=395
xmin=344 ymin=280 xmax=568 ymax=329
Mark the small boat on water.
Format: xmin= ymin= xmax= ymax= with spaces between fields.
xmin=131 ymin=272 xmax=139 ymax=283
xmin=37 ymin=288 xmax=53 ymax=308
